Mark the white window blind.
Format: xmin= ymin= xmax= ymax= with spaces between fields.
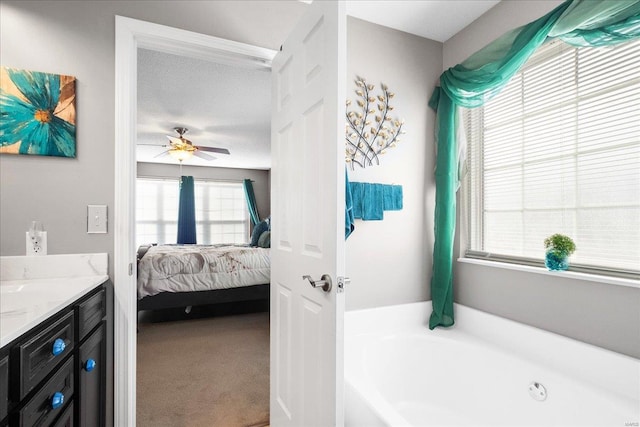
xmin=136 ymin=178 xmax=179 ymax=248
xmin=135 ymin=178 xmax=249 ymax=247
xmin=194 ymin=181 xmax=249 ymax=245
xmin=465 ymin=38 xmax=640 ymax=277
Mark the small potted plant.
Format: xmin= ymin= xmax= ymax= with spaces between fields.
xmin=543 ymin=233 xmax=576 ymax=271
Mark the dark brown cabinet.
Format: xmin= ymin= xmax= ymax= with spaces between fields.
xmin=17 ymin=359 xmax=74 ymax=427
xmin=76 ymin=325 xmax=104 ymax=427
xmin=76 ymin=291 xmax=105 ymax=342
xmin=0 ymin=283 xmax=107 ymax=427
xmin=15 ymin=312 xmax=74 ymax=401
xmin=0 ymin=352 xmax=8 ymax=422
xmin=51 ymin=403 xmax=72 ymax=427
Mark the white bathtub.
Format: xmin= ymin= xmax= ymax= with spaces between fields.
xmin=345 ymin=302 xmax=640 ymax=426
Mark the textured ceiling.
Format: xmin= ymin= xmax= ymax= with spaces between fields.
xmin=136 ymin=48 xmax=271 ymax=169
xmin=136 ymin=1 xmax=501 ymax=170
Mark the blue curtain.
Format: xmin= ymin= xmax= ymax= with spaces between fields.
xmin=177 ymin=176 xmax=196 ymax=244
xmin=428 ymin=0 xmax=640 ymax=329
xmin=243 ymin=179 xmax=261 ymax=226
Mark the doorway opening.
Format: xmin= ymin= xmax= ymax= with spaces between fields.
xmin=135 ymin=47 xmax=273 ymax=425
xmin=114 ymin=16 xmax=276 ymax=425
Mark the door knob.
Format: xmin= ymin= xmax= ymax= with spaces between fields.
xmin=302 ymin=274 xmax=332 ymax=292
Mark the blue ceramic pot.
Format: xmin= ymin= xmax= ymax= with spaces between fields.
xmin=545 ymin=250 xmax=569 ymax=271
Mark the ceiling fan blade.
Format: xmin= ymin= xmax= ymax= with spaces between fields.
xmin=166 ymin=136 xmax=183 ymax=145
xmin=193 ymin=150 xmax=216 ymax=161
xmin=153 ymin=149 xmax=171 ymax=158
xmin=138 ymin=143 xmax=170 ymax=147
xmin=198 ymin=146 xmax=230 ymax=155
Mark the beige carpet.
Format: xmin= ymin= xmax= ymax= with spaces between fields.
xmin=137 ymin=311 xmax=270 ymax=427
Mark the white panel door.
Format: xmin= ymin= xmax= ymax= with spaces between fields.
xmin=270 ymin=1 xmax=346 ymax=426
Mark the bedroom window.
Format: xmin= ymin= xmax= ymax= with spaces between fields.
xmin=194 ymin=181 xmax=248 ymax=245
xmin=136 ymin=178 xmax=249 ymax=246
xmin=136 ymin=178 xmax=179 ymax=247
xmin=464 ymin=38 xmax=640 ymax=278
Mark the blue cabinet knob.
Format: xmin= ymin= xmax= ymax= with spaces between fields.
xmin=85 ymin=358 xmax=96 ymax=372
xmin=52 ymin=338 xmax=66 ymax=356
xmin=51 ymin=391 xmax=64 ymax=409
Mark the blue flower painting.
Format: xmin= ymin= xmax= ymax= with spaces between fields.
xmin=0 ymin=67 xmax=76 ymax=157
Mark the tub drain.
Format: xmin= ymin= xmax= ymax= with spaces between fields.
xmin=528 ymin=382 xmax=547 ymax=401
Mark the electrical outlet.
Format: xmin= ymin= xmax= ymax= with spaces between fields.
xmin=87 ymin=205 xmax=108 ymax=234
xmin=26 ymin=231 xmax=47 ymax=256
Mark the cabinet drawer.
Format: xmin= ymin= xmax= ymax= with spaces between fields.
xmin=16 ymin=312 xmax=74 ymax=400
xmin=52 ymin=401 xmax=73 ymax=427
xmin=76 ymin=290 xmax=105 ymax=341
xmin=18 ymin=357 xmax=74 ymax=427
xmin=0 ymin=352 xmax=8 ymax=423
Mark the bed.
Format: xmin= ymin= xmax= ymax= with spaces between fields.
xmin=136 ymin=244 xmax=270 ymax=312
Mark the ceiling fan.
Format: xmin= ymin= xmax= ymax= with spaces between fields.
xmin=141 ymin=127 xmax=230 ymax=162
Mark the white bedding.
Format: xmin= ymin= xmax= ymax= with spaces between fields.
xmin=137 ymin=244 xmax=270 ymax=299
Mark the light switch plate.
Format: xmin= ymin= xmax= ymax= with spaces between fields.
xmin=87 ymin=205 xmax=108 ymax=234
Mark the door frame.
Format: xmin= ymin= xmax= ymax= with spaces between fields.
xmin=114 ymin=16 xmax=276 ymax=425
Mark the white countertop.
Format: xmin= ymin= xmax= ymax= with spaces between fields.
xmin=0 ymin=275 xmax=108 ymax=348
xmin=0 ymin=253 xmax=109 ymax=348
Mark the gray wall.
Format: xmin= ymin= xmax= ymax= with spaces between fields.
xmin=0 ymin=2 xmax=305 ymax=425
xmin=443 ymin=0 xmax=564 ymax=69
xmin=445 ymin=0 xmax=640 ymax=358
xmin=137 ymin=162 xmax=271 ymax=223
xmin=0 ymin=0 xmax=304 ymax=260
xmin=345 ymin=18 xmax=442 ymax=311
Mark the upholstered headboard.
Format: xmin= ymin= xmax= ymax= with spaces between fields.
xmin=136 ymin=243 xmax=157 ymax=268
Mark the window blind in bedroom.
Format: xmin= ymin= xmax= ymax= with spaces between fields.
xmin=136 ymin=178 xmax=249 ymax=247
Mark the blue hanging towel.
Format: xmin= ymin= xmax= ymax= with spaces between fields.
xmin=349 ymin=181 xmax=403 ymax=221
xmin=383 ymin=185 xmax=403 ymax=211
xmin=350 ymin=182 xmax=364 ymax=219
xmin=361 ymin=183 xmax=384 ymax=220
xmin=345 ymin=169 xmax=355 ymax=239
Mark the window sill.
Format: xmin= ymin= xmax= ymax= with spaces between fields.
xmin=457 ymin=258 xmax=640 ymax=289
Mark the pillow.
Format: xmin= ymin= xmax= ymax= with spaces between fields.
xmin=250 ymin=220 xmax=270 ymax=247
xmin=257 ymin=231 xmax=271 ymax=248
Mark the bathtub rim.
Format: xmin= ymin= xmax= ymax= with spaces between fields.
xmin=345 ymin=300 xmax=640 ymax=417
xmin=346 ymin=300 xmax=640 ymax=365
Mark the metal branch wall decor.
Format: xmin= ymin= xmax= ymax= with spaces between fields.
xmin=345 ymin=76 xmax=405 ymax=169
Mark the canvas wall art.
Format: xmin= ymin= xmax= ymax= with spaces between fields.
xmin=0 ymin=67 xmax=76 ymax=157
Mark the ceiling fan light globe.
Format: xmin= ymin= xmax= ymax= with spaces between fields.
xmin=169 ymin=149 xmax=194 ymax=162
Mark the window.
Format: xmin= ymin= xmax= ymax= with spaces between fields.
xmin=136 ymin=178 xmax=179 ymax=247
xmin=464 ymin=38 xmax=640 ymax=277
xmin=194 ymin=181 xmax=249 ymax=245
xmin=136 ymin=178 xmax=249 ymax=247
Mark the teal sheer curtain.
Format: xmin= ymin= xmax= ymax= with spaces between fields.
xmin=177 ymin=176 xmax=197 ymax=244
xmin=428 ymin=0 xmax=640 ymax=329
xmin=243 ymin=179 xmax=261 ymax=226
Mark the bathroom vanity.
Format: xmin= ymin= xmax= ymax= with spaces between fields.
xmin=0 ymin=254 xmax=109 ymax=427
